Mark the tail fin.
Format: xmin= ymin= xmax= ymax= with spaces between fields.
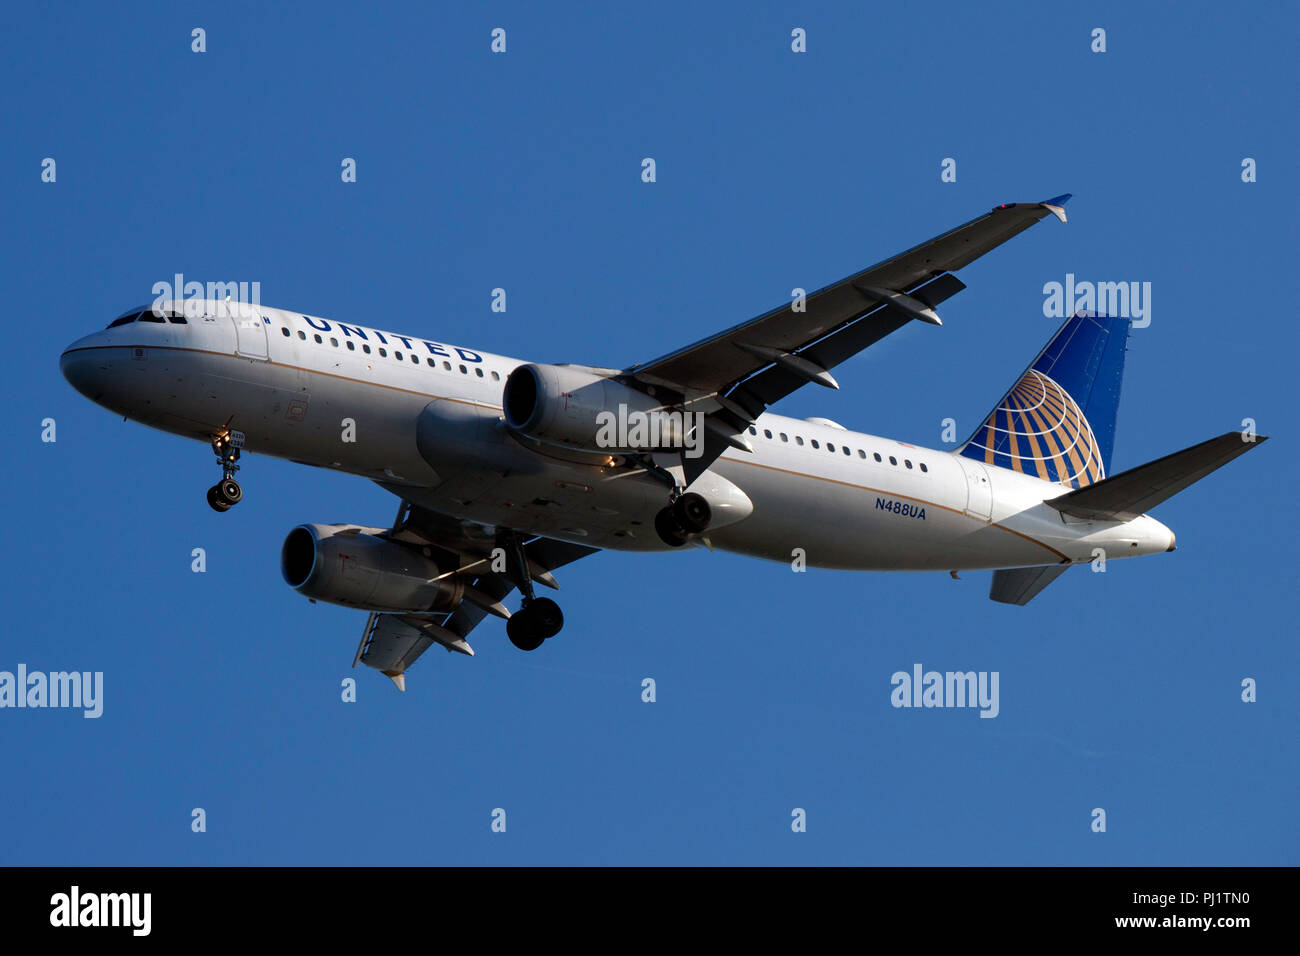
xmin=958 ymin=311 xmax=1129 ymax=489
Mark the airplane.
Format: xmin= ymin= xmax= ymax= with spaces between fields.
xmin=60 ymin=195 xmax=1266 ymax=689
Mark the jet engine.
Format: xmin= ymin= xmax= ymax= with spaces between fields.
xmin=502 ymin=363 xmax=688 ymax=452
xmin=280 ymin=523 xmax=463 ymax=613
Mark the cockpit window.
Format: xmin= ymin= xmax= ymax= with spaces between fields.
xmin=165 ymin=312 xmax=188 ymax=324
xmin=138 ymin=309 xmax=167 ymax=323
xmin=107 ymin=313 xmax=139 ymax=328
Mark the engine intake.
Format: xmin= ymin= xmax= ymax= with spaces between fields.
xmin=281 ymin=524 xmax=463 ymax=613
xmin=503 ymin=363 xmax=688 ymax=452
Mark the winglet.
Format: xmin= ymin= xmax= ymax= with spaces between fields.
xmin=1039 ymin=193 xmax=1071 ymax=223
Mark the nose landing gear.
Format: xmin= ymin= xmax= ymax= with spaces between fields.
xmin=207 ymin=430 xmax=245 ymax=512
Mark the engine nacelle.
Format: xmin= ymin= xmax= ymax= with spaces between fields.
xmin=503 ymin=363 xmax=688 ymax=453
xmin=280 ymin=523 xmax=463 ymax=613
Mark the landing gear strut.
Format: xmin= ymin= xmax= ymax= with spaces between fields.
xmin=501 ymin=531 xmax=564 ymax=651
xmin=631 ymin=453 xmax=714 ymax=548
xmin=207 ymin=431 xmax=244 ymax=513
xmin=654 ymin=491 xmax=712 ymax=547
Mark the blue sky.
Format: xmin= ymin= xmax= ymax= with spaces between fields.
xmin=2 ymin=1 xmax=1295 ymax=865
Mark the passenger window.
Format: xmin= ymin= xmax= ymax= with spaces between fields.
xmin=330 ymin=337 xmax=339 ymax=347
xmin=491 ymin=371 xmax=500 ymax=381
xmin=858 ymin=449 xmax=866 ymax=458
xmin=874 ymin=453 xmax=882 ymax=462
xmin=905 ymin=459 xmax=913 ymax=469
xmin=459 ymin=365 xmax=467 ymax=373
xmin=749 ymin=427 xmax=757 ymax=436
xmin=475 ymin=367 xmax=483 ymax=376
xmin=426 ymin=357 xmax=435 ymax=367
xmin=379 ymin=348 xmax=387 ymax=357
xmin=920 ymin=463 xmax=928 ymax=473
xmin=795 ymin=436 xmax=804 ymax=446
xmin=298 ymin=331 xmax=306 ymax=340
xmin=843 ymin=446 xmax=851 ymax=455
xmin=347 ymin=341 xmax=356 ymax=351
xmin=780 ymin=433 xmax=788 ymax=442
xmin=889 ymin=456 xmax=897 ymax=466
xmin=281 ymin=327 xmax=290 ymax=337
xmin=395 ymin=351 xmax=403 ymax=361
xmin=811 ymin=440 xmax=820 ymax=449
xmin=827 ymin=443 xmax=835 ymax=452
xmin=363 ymin=344 xmax=372 ymax=354
xmin=443 ymin=361 xmax=452 ymax=370
xmin=313 ymin=334 xmax=323 ymax=344
xmin=764 ymin=429 xmax=773 ymax=439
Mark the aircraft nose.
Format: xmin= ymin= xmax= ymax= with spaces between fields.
xmin=60 ymin=338 xmax=109 ymax=400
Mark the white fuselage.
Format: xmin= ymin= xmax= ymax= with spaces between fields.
xmin=60 ymin=301 xmax=1175 ymax=571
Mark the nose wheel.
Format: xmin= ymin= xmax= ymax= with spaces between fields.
xmin=207 ymin=430 xmax=245 ymax=513
xmin=206 ymin=478 xmax=243 ymax=512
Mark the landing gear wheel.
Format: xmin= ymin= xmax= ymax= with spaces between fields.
xmin=499 ymin=530 xmax=565 ymax=651
xmin=671 ymin=492 xmax=711 ymax=534
xmin=655 ymin=507 xmax=692 ymax=547
xmin=526 ymin=597 xmax=564 ymax=639
xmin=207 ymin=430 xmax=244 ymax=513
xmin=507 ymin=616 xmax=545 ymax=651
xmin=507 ymin=597 xmax=564 ymax=650
xmin=206 ymin=485 xmax=231 ymax=513
xmin=218 ymin=478 xmax=243 ymax=505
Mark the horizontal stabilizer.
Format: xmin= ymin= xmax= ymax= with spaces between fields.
xmin=1046 ymin=431 xmax=1267 ymax=521
xmin=990 ymin=564 xmax=1069 ymax=605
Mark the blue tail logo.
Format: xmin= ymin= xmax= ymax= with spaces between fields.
xmin=958 ymin=311 xmax=1130 ymax=489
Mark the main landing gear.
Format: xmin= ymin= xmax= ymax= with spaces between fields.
xmin=634 ymin=454 xmax=713 ymax=547
xmin=206 ymin=431 xmax=244 ymax=513
xmin=502 ymin=532 xmax=564 ymax=652
xmin=654 ymin=491 xmax=712 ymax=547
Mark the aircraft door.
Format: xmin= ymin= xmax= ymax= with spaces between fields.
xmin=231 ymin=305 xmax=269 ymax=360
xmin=958 ymin=458 xmax=993 ymax=522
